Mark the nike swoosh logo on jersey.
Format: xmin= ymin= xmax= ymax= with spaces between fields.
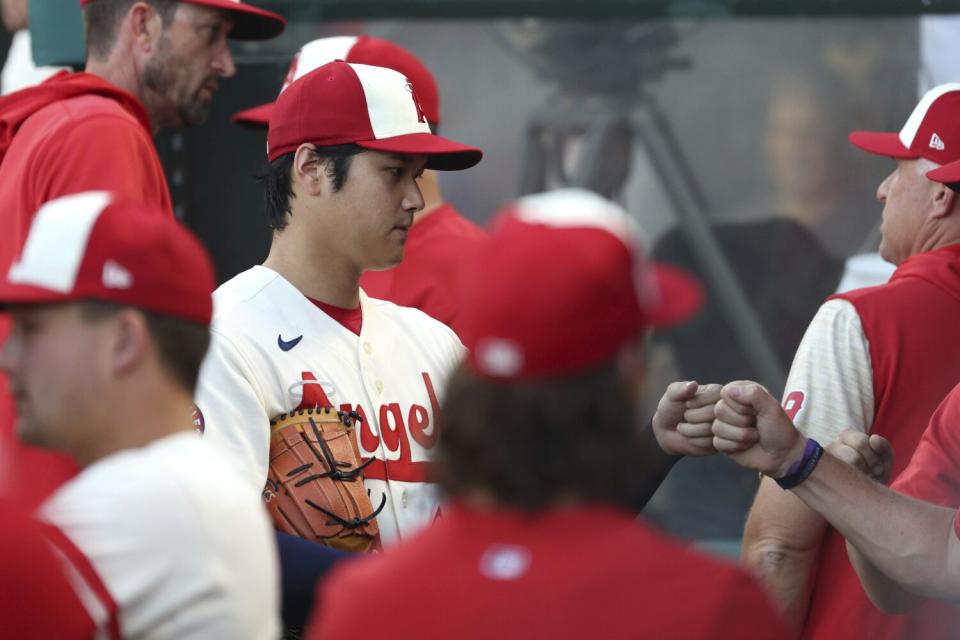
xmin=277 ymin=334 xmax=303 ymax=351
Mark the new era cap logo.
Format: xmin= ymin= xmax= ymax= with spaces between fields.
xmin=102 ymin=260 xmax=132 ymax=289
xmin=931 ymin=133 xmax=946 ymax=151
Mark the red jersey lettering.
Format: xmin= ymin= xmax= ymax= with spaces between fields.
xmin=783 ymin=390 xmax=806 ymax=423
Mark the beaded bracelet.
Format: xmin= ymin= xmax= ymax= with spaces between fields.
xmin=776 ymin=438 xmax=824 ymax=490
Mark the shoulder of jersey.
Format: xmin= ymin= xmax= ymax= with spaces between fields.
xmin=212 ymin=266 xmax=284 ymax=320
xmin=366 ymin=295 xmax=461 ymax=345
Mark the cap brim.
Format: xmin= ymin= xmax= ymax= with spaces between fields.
xmin=232 ymin=102 xmax=273 ymax=128
xmin=848 ymin=131 xmax=917 ymax=159
xmin=926 ymin=160 xmax=960 ymax=184
xmin=648 ymin=263 xmax=704 ymax=328
xmin=0 ymin=282 xmax=71 ymax=309
xmin=357 ymin=133 xmax=482 ymax=171
xmin=192 ymin=0 xmax=286 ymax=41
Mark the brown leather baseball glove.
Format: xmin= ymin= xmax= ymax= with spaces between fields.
xmin=262 ymin=407 xmax=384 ymax=552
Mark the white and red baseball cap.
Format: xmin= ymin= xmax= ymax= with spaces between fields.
xmin=79 ymin=0 xmax=286 ymax=41
xmin=0 ymin=192 xmax=215 ymax=325
xmin=849 ymin=83 xmax=960 ymax=183
xmin=234 ymin=35 xmax=440 ymax=127
xmin=267 ymin=61 xmax=481 ymax=171
xmin=458 ymin=189 xmax=704 ymax=380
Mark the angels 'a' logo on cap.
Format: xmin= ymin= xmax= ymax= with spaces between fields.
xmin=405 ymin=81 xmax=428 ymax=124
xmin=931 ymin=132 xmax=946 ymax=151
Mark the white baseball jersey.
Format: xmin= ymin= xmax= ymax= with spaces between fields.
xmin=40 ymin=432 xmax=280 ymax=640
xmin=781 ymin=298 xmax=875 ymax=443
xmin=195 ymin=265 xmax=465 ymax=545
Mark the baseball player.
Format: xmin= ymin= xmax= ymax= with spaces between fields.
xmin=195 ymin=60 xmax=482 ymax=547
xmin=741 ymin=84 xmax=960 ymax=639
xmin=233 ymin=34 xmax=486 ymax=336
xmin=0 ymin=0 xmax=285 ymax=509
xmin=713 ymin=379 xmax=960 ymax=612
xmin=1 ymin=192 xmax=279 ymax=639
xmin=308 ymin=189 xmax=788 ymax=639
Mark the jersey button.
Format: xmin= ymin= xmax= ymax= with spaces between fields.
xmin=375 ymin=380 xmax=384 ymax=394
xmin=401 ymin=490 xmax=408 ymax=508
xmin=363 ymin=342 xmax=373 ymax=355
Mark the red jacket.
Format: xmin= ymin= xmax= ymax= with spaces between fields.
xmin=0 ymin=72 xmax=173 ymax=507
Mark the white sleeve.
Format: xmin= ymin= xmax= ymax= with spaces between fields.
xmin=41 ymin=448 xmax=279 ymax=640
xmin=195 ymin=329 xmax=272 ymax=492
xmin=781 ymin=298 xmax=875 ymax=443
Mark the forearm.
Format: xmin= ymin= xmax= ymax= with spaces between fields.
xmin=792 ymin=453 xmax=958 ymax=601
xmin=632 ymin=420 xmax=681 ymax=512
xmin=741 ymin=479 xmax=826 ymax=629
xmin=845 ymin=540 xmax=925 ymax=613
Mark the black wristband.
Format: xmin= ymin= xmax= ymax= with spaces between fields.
xmin=775 ymin=439 xmax=824 ymax=490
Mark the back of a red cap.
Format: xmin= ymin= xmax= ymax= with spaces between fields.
xmin=233 ymin=35 xmax=440 ymax=127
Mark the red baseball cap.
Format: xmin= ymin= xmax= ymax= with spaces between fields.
xmin=79 ymin=0 xmax=286 ymax=41
xmin=849 ymin=83 xmax=960 ymax=183
xmin=458 ymin=189 xmax=704 ymax=380
xmin=233 ymin=35 xmax=440 ymax=127
xmin=0 ymin=192 xmax=215 ymax=325
xmin=267 ymin=61 xmax=481 ymax=171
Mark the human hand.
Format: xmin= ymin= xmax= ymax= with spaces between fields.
xmin=712 ymin=381 xmax=805 ymax=477
xmin=826 ymin=430 xmax=894 ymax=485
xmin=651 ymin=381 xmax=722 ymax=456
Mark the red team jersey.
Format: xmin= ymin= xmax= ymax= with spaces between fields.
xmin=0 ymin=72 xmax=173 ymax=507
xmin=359 ymin=203 xmax=485 ymax=337
xmin=801 ymin=245 xmax=960 ymax=639
xmin=310 ymin=503 xmax=790 ymax=639
xmin=893 ymin=383 xmax=960 ymax=510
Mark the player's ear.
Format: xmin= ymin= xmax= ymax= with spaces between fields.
xmin=108 ymin=308 xmax=152 ymax=379
xmin=932 ymin=181 xmax=957 ymax=219
xmin=292 ymin=144 xmax=327 ymax=197
xmin=128 ymin=2 xmax=166 ymax=55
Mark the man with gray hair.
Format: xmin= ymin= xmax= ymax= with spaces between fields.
xmin=741 ymin=84 xmax=960 ymax=639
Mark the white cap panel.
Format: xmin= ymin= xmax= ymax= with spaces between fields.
xmin=7 ymin=191 xmax=111 ymax=293
xmin=352 ymin=63 xmax=431 ymax=140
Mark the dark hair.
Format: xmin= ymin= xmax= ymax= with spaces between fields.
xmin=948 ymin=182 xmax=960 ymax=195
xmin=434 ymin=362 xmax=655 ymax=512
xmin=78 ymin=301 xmax=210 ymax=392
xmin=83 ymin=0 xmax=179 ymax=59
xmin=259 ymin=144 xmax=364 ymax=231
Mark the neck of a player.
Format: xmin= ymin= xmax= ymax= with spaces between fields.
xmin=264 ymin=222 xmax=363 ymax=309
xmin=412 ymin=170 xmax=445 ymax=225
xmin=72 ymin=369 xmax=197 ymax=468
xmin=85 ymin=53 xmax=164 ymax=135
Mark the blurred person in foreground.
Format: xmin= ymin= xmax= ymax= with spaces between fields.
xmin=308 ymin=189 xmax=788 ymax=639
xmin=1 ymin=192 xmax=279 ymax=638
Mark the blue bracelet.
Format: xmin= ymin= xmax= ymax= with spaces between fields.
xmin=776 ymin=438 xmax=823 ymax=490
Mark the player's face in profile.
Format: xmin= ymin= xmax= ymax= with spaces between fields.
xmin=876 ymin=159 xmax=932 ymax=265
xmin=0 ymin=304 xmax=105 ymax=449
xmin=142 ymin=4 xmax=236 ymax=128
xmin=329 ymin=151 xmax=427 ymax=271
